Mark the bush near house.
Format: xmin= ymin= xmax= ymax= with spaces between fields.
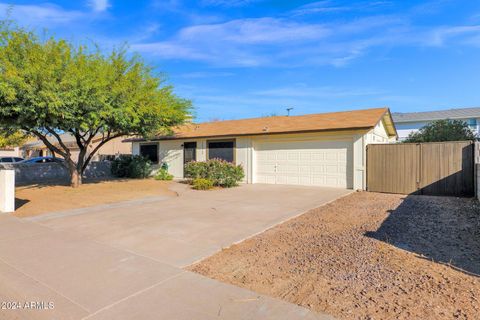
xmin=192 ymin=178 xmax=214 ymax=190
xmin=184 ymin=159 xmax=244 ymax=188
xmin=154 ymin=168 xmax=174 ymax=181
xmin=404 ymin=119 xmax=477 ymax=143
xmin=111 ymin=155 xmax=152 ymax=179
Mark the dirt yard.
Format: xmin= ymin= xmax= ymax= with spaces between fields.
xmin=14 ymin=179 xmax=175 ymax=217
xmin=190 ymin=192 xmax=480 ymax=320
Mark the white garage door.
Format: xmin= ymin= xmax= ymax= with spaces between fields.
xmin=255 ymin=140 xmax=352 ymax=188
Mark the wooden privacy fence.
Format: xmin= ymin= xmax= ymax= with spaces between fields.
xmin=367 ymin=141 xmax=474 ymax=196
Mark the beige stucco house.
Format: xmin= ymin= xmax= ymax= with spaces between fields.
xmin=0 ymin=147 xmax=21 ymax=158
xmin=130 ymin=107 xmax=397 ymax=190
xmin=22 ymin=134 xmax=132 ymax=161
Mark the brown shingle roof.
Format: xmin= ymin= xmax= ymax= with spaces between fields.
xmin=137 ymin=107 xmax=396 ymax=141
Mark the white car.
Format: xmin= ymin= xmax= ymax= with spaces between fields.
xmin=0 ymin=156 xmax=24 ymax=163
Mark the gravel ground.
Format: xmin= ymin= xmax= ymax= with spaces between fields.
xmin=190 ymin=192 xmax=480 ymax=320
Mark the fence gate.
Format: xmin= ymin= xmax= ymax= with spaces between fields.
xmin=366 ymin=141 xmax=474 ymax=196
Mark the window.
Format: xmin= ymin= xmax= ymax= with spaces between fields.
xmin=13 ymin=158 xmax=24 ymax=162
xmin=183 ymin=142 xmax=197 ymax=165
xmin=467 ymin=118 xmax=477 ymax=129
xmin=0 ymin=158 xmax=13 ymax=163
xmin=140 ymin=144 xmax=159 ymax=164
xmin=208 ymin=140 xmax=234 ymax=163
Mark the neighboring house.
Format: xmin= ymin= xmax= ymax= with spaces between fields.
xmin=0 ymin=147 xmax=21 ymax=158
xmin=392 ymin=107 xmax=480 ymax=141
xmin=128 ymin=107 xmax=397 ymax=190
xmin=22 ymin=133 xmax=132 ymax=161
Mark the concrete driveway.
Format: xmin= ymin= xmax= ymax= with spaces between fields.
xmin=0 ymin=183 xmax=349 ymax=319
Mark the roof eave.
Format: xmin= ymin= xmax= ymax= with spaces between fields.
xmin=394 ymin=115 xmax=480 ymax=123
xmin=126 ymin=126 xmax=374 ymax=142
xmin=381 ymin=108 xmax=398 ymax=138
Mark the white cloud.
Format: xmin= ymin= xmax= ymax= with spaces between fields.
xmin=131 ymin=17 xmax=333 ymax=66
xmin=427 ymin=25 xmax=480 ymax=46
xmin=292 ymin=1 xmax=353 ymax=15
xmin=131 ymin=15 xmax=407 ymax=67
xmin=0 ymin=3 xmax=85 ymax=25
xmin=131 ymin=1 xmax=480 ymax=68
xmin=135 ymin=15 xmax=480 ymax=67
xmin=292 ymin=1 xmax=393 ymax=16
xmin=177 ymin=71 xmax=235 ymax=79
xmin=178 ymin=18 xmax=330 ymax=44
xmin=88 ymin=0 xmax=110 ymax=12
xmin=201 ymin=0 xmax=260 ymax=7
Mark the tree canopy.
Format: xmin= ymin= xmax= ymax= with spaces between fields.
xmin=0 ymin=130 xmax=27 ymax=149
xmin=403 ymin=119 xmax=477 ymax=143
xmin=0 ymin=20 xmax=191 ymax=186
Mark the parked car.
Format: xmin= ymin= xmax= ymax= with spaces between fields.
xmin=0 ymin=156 xmax=24 ymax=163
xmin=19 ymin=157 xmax=65 ymax=164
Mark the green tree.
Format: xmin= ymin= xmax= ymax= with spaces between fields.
xmin=0 ymin=21 xmax=191 ymax=187
xmin=0 ymin=130 xmax=28 ymax=148
xmin=404 ymin=119 xmax=477 ymax=143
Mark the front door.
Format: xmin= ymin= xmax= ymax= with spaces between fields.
xmin=184 ymin=142 xmax=197 ymax=165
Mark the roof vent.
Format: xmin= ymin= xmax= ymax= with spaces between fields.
xmin=262 ymin=126 xmax=269 ymax=132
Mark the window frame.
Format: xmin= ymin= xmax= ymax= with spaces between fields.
xmin=207 ymin=139 xmax=236 ymax=163
xmin=183 ymin=141 xmax=197 ymax=164
xmin=139 ymin=143 xmax=159 ymax=164
xmin=467 ymin=118 xmax=477 ymax=129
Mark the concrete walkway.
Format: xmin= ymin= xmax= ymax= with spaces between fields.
xmin=0 ymin=183 xmax=349 ymax=319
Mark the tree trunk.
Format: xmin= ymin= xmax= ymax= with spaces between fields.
xmin=69 ymin=167 xmax=82 ymax=188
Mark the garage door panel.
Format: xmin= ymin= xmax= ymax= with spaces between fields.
xmin=311 ymin=153 xmax=325 ymax=161
xmin=299 ymin=153 xmax=310 ymax=161
xmin=255 ymin=140 xmax=352 ymax=188
xmin=299 ymin=166 xmax=310 ymax=173
xmin=276 ymin=175 xmax=287 ymax=184
xmin=325 ymin=164 xmax=339 ymax=173
xmin=311 ymin=166 xmax=324 ymax=173
xmin=287 ymin=153 xmax=298 ymax=161
xmin=257 ymin=164 xmax=275 ymax=174
xmin=325 ymin=153 xmax=338 ymax=161
xmin=298 ymin=176 xmax=311 ymax=185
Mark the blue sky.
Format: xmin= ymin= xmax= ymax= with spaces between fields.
xmin=3 ymin=0 xmax=480 ymax=122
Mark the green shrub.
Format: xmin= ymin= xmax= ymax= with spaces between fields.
xmin=184 ymin=161 xmax=208 ymax=180
xmin=111 ymin=155 xmax=152 ymax=179
xmin=192 ymin=178 xmax=214 ymax=190
xmin=154 ymin=168 xmax=173 ymax=181
xmin=111 ymin=155 xmax=130 ymax=178
xmin=184 ymin=159 xmax=244 ymax=188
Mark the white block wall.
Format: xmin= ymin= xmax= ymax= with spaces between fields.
xmin=0 ymin=169 xmax=15 ymax=213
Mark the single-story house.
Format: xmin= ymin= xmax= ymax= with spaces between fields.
xmin=23 ymin=133 xmax=132 ymax=161
xmin=392 ymin=107 xmax=480 ymax=141
xmin=0 ymin=147 xmax=21 ymax=158
xmin=129 ymin=107 xmax=397 ymax=190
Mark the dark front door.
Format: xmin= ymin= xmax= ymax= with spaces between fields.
xmin=184 ymin=142 xmax=197 ymax=165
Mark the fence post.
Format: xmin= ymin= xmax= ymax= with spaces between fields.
xmin=475 ymin=142 xmax=480 ymax=200
xmin=416 ymin=143 xmax=421 ymax=193
xmin=0 ymin=169 xmax=15 ymax=213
